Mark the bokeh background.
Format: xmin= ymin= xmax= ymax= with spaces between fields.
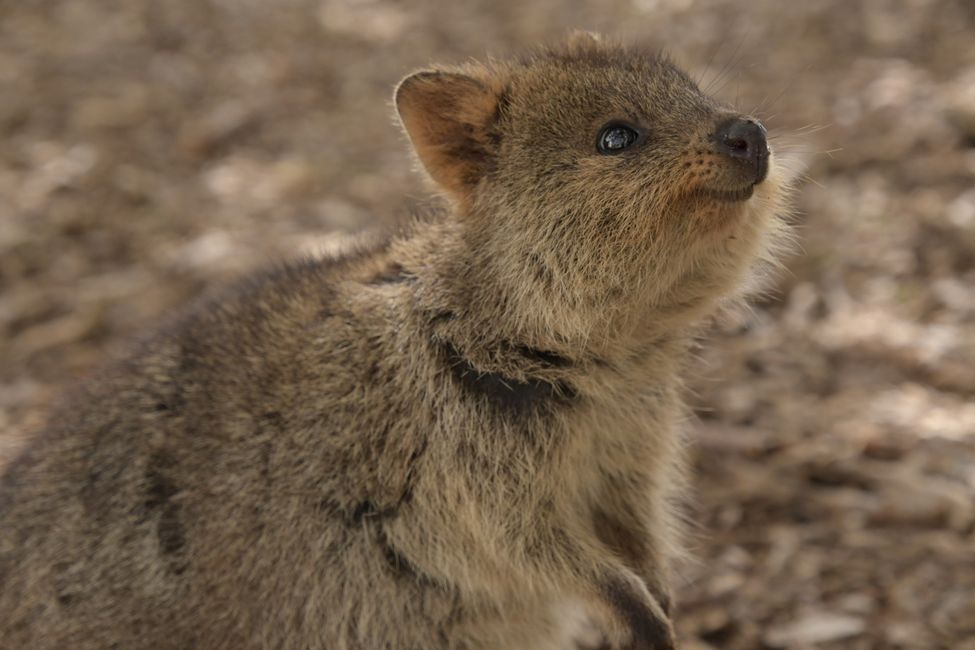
xmin=1 ymin=1 xmax=974 ymax=647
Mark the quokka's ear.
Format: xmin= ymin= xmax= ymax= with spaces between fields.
xmin=395 ymin=68 xmax=503 ymax=203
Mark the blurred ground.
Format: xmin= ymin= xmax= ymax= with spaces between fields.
xmin=1 ymin=0 xmax=974 ymax=648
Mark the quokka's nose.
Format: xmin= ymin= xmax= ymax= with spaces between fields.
xmin=713 ymin=117 xmax=769 ymax=184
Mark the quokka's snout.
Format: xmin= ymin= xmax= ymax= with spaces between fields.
xmin=713 ymin=116 xmax=770 ymax=185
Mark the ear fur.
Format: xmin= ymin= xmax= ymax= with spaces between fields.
xmin=395 ymin=68 xmax=503 ymax=203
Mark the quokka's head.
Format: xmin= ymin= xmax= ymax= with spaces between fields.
xmin=396 ymin=33 xmax=794 ymax=338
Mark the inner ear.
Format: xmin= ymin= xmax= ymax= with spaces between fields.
xmin=395 ymin=69 xmax=503 ymax=203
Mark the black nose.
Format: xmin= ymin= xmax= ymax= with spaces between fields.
xmin=714 ymin=118 xmax=769 ymax=184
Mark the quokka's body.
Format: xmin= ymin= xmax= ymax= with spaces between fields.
xmin=0 ymin=34 xmax=791 ymax=650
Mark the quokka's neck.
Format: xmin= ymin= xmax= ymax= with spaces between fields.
xmin=394 ymin=217 xmax=704 ymax=372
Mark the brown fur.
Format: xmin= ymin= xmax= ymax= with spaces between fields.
xmin=0 ymin=34 xmax=793 ymax=649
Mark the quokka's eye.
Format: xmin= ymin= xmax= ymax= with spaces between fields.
xmin=596 ymin=123 xmax=640 ymax=154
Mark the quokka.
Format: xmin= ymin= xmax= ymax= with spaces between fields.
xmin=0 ymin=32 xmax=793 ymax=650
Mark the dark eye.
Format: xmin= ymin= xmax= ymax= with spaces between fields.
xmin=597 ymin=123 xmax=640 ymax=154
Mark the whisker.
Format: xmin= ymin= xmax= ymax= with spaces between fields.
xmin=797 ymin=172 xmax=825 ymax=189
xmin=696 ymin=31 xmax=728 ymax=92
xmin=702 ymin=26 xmax=749 ymax=97
xmin=753 ymin=62 xmax=817 ymax=120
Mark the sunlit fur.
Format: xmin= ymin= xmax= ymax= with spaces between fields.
xmin=0 ymin=34 xmax=794 ymax=650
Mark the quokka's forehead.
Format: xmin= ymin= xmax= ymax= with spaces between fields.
xmin=522 ymin=42 xmax=695 ymax=81
xmin=503 ymin=51 xmax=713 ymax=124
xmin=509 ymin=47 xmax=705 ymax=103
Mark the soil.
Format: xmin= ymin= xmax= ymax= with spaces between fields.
xmin=1 ymin=1 xmax=974 ymax=648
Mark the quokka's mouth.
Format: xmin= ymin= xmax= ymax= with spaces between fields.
xmin=699 ymin=184 xmax=755 ymax=203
